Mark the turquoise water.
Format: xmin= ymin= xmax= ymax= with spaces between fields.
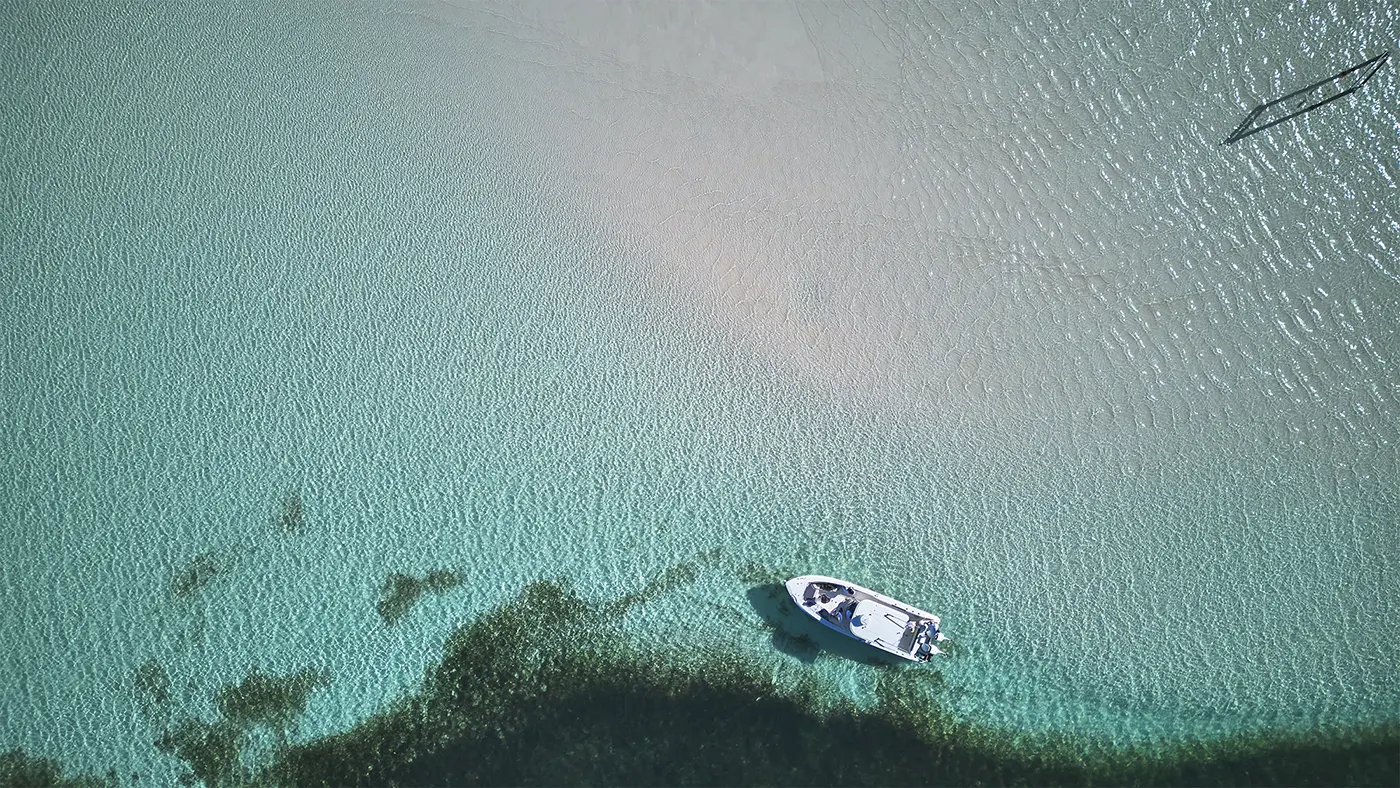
xmin=3 ymin=0 xmax=1397 ymax=783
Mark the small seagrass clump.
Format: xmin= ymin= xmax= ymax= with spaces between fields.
xmin=133 ymin=658 xmax=172 ymax=724
xmin=602 ymin=560 xmax=700 ymax=616
xmin=275 ymin=491 xmax=305 ymax=533
xmin=424 ymin=569 xmax=465 ymax=594
xmin=170 ymin=553 xmax=219 ymax=600
xmin=376 ymin=569 xmax=465 ymax=626
xmin=0 ymin=747 xmax=104 ymax=787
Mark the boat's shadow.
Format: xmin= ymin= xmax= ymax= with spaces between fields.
xmin=745 ymin=584 xmax=907 ymax=668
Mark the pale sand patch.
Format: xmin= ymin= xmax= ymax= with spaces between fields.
xmin=430 ymin=0 xmax=1398 ymax=456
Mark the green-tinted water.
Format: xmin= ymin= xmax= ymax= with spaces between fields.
xmin=3 ymin=0 xmax=1396 ymax=784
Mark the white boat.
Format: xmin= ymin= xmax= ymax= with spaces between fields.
xmin=785 ymin=575 xmax=949 ymax=662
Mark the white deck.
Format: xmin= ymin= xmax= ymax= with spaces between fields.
xmin=784 ymin=575 xmax=947 ymax=662
xmin=849 ymin=599 xmax=909 ymax=646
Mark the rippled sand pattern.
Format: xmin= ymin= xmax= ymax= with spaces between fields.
xmin=448 ymin=0 xmax=1398 ymax=441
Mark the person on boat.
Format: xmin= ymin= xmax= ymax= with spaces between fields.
xmin=915 ymin=632 xmax=935 ymax=659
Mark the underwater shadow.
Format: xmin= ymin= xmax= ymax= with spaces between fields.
xmin=745 ymin=584 xmax=906 ymax=668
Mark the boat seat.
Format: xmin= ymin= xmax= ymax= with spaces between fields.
xmin=896 ymin=624 xmax=920 ymax=652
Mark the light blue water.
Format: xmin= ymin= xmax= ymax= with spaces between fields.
xmin=2 ymin=0 xmax=1398 ymax=781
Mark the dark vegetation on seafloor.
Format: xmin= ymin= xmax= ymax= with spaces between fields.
xmin=170 ymin=552 xmax=220 ymax=600
xmin=275 ymin=491 xmax=304 ymax=534
xmin=168 ymin=488 xmax=308 ymax=606
xmin=4 ymin=559 xmax=1397 ymax=787
xmin=377 ymin=569 xmax=467 ymax=626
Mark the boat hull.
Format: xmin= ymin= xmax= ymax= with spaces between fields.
xmin=785 ymin=575 xmax=948 ymax=662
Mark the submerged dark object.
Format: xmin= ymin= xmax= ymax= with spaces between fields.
xmin=1224 ymin=51 xmax=1389 ymax=144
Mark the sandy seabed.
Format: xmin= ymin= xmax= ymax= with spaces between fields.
xmin=2 ymin=0 xmax=1397 ymax=783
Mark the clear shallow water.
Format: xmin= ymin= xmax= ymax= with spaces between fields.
xmin=2 ymin=0 xmax=1397 ymax=782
